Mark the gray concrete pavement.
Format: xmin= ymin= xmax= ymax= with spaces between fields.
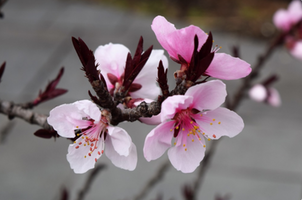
xmin=1 ymin=0 xmax=302 ymax=200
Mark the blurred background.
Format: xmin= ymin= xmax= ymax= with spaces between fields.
xmin=1 ymin=0 xmax=302 ymax=200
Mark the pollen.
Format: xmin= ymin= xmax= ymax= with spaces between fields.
xmin=218 ymin=122 xmax=221 ymax=124
xmin=190 ymin=121 xmax=193 ymax=124
xmin=200 ymin=114 xmax=203 ymax=117
xmin=192 ymin=139 xmax=194 ymax=142
xmin=77 ymin=133 xmax=80 ymax=136
xmin=84 ymin=144 xmax=86 ymax=146
xmin=183 ymin=144 xmax=186 ymax=147
xmin=182 ymin=128 xmax=185 ymax=131
xmin=208 ymin=138 xmax=211 ymax=141
xmin=74 ymin=141 xmax=76 ymax=144
xmin=210 ymin=123 xmax=213 ymax=125
xmin=170 ymin=129 xmax=173 ymax=132
xmin=185 ymin=148 xmax=187 ymax=151
xmin=187 ymin=133 xmax=190 ymax=136
xmin=176 ymin=126 xmax=179 ymax=130
xmin=212 ymin=119 xmax=216 ymax=121
xmin=202 ymin=132 xmax=205 ymax=135
xmin=203 ymin=145 xmax=206 ymax=148
xmin=76 ymin=126 xmax=79 ymax=128
xmin=174 ymin=142 xmax=176 ymax=146
xmin=199 ymin=138 xmax=201 ymax=141
xmin=82 ymin=136 xmax=84 ymax=139
xmin=84 ymin=156 xmax=86 ymax=158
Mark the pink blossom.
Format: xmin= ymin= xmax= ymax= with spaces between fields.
xmin=287 ymin=38 xmax=302 ymax=60
xmin=47 ymin=100 xmax=137 ymax=173
xmin=249 ymin=84 xmax=281 ymax=107
xmin=94 ymin=43 xmax=168 ymax=100
xmin=151 ymin=16 xmax=251 ymax=80
xmin=143 ymin=80 xmax=244 ymax=173
xmin=273 ymin=1 xmax=302 ymax=31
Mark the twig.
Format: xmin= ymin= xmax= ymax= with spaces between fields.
xmin=0 ymin=100 xmax=51 ymax=130
xmin=76 ymin=164 xmax=106 ymax=200
xmin=133 ymin=160 xmax=170 ymax=200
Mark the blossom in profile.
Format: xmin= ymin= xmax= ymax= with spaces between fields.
xmin=94 ymin=43 xmax=168 ymax=100
xmin=47 ymin=100 xmax=137 ymax=173
xmin=151 ymin=15 xmax=251 ymax=80
xmin=249 ymin=84 xmax=281 ymax=107
xmin=273 ymin=0 xmax=302 ymax=31
xmin=143 ymin=80 xmax=244 ymax=173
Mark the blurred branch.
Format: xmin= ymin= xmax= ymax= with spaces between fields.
xmin=186 ymin=31 xmax=286 ymax=200
xmin=76 ymin=164 xmax=107 ymax=200
xmin=133 ymin=160 xmax=170 ymax=200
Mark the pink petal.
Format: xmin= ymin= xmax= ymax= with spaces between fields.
xmin=167 ymin=132 xmax=206 ymax=173
xmin=194 ymin=107 xmax=244 ymax=140
xmin=67 ymin=137 xmax=104 ymax=174
xmin=107 ymin=126 xmax=132 ymax=156
xmin=288 ymin=1 xmax=302 ymax=25
xmin=289 ymin=41 xmax=302 ymax=60
xmin=185 ymin=80 xmax=226 ymax=111
xmin=47 ymin=100 xmax=99 ymax=138
xmin=206 ymin=53 xmax=252 ymax=80
xmin=105 ymin=139 xmax=137 ymax=171
xmin=139 ymin=113 xmax=162 ymax=125
xmin=267 ymin=88 xmax=281 ymax=107
xmin=95 ymin=43 xmax=130 ymax=89
xmin=131 ymin=49 xmax=168 ymax=100
xmin=151 ymin=15 xmax=208 ymax=63
xmin=249 ymin=84 xmax=267 ymax=102
xmin=273 ymin=9 xmax=291 ymax=31
xmin=160 ymin=95 xmax=193 ymax=122
xmin=143 ymin=121 xmax=175 ymax=161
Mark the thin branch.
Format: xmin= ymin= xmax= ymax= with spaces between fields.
xmin=133 ymin=160 xmax=170 ymax=200
xmin=187 ymin=31 xmax=286 ymax=200
xmin=0 ymin=100 xmax=51 ymax=130
xmin=76 ymin=164 xmax=107 ymax=200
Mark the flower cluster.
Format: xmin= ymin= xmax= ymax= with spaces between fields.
xmin=273 ymin=0 xmax=302 ymax=60
xmin=48 ymin=16 xmax=251 ymax=173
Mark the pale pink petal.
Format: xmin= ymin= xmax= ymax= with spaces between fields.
xmin=194 ymin=107 xmax=244 ymax=139
xmin=107 ymin=126 xmax=132 ymax=156
xmin=151 ymin=15 xmax=208 ymax=62
xmin=205 ymin=53 xmax=252 ymax=80
xmin=105 ymin=139 xmax=137 ymax=171
xmin=47 ymin=100 xmax=96 ymax=138
xmin=185 ymin=80 xmax=226 ymax=111
xmin=67 ymin=137 xmax=104 ymax=174
xmin=73 ymin=100 xmax=101 ymax=121
xmin=143 ymin=121 xmax=175 ymax=161
xmin=95 ymin=43 xmax=130 ymax=89
xmin=167 ymin=132 xmax=206 ymax=173
xmin=160 ymin=95 xmax=193 ymax=122
xmin=267 ymin=88 xmax=281 ymax=107
xmin=139 ymin=113 xmax=162 ymax=125
xmin=273 ymin=9 xmax=291 ymax=31
xmin=288 ymin=1 xmax=302 ymax=25
xmin=131 ymin=49 xmax=168 ymax=99
xmin=289 ymin=41 xmax=302 ymax=60
xmin=249 ymin=84 xmax=267 ymax=102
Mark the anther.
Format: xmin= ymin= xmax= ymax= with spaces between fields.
xmin=213 ymin=119 xmax=216 ymax=121
xmin=210 ymin=123 xmax=213 ymax=125
xmin=213 ymin=134 xmax=216 ymax=138
xmin=75 ymin=146 xmax=79 ymax=149
xmin=95 ymin=158 xmax=97 ymax=162
xmin=218 ymin=122 xmax=221 ymax=124
xmin=203 ymin=145 xmax=206 ymax=148
xmin=192 ymin=139 xmax=194 ymax=142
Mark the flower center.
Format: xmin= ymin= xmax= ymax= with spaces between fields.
xmin=171 ymin=109 xmax=207 ymax=151
xmin=73 ymin=116 xmax=108 ymax=161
